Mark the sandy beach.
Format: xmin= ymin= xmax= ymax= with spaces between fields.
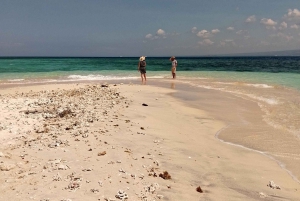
xmin=0 ymin=81 xmax=299 ymax=201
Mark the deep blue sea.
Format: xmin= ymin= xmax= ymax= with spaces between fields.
xmin=0 ymin=56 xmax=299 ymax=90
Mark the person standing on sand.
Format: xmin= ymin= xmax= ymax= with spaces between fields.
xmin=170 ymin=56 xmax=177 ymax=79
xmin=138 ymin=56 xmax=147 ymax=82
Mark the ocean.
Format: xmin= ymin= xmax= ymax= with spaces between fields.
xmin=1 ymin=56 xmax=299 ymax=136
xmin=1 ymin=56 xmax=300 ymax=181
xmin=0 ymin=57 xmax=299 ymax=90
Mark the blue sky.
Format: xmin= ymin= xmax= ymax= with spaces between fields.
xmin=1 ymin=0 xmax=300 ymax=57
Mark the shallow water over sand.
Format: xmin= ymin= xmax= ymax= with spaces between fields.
xmin=157 ymin=78 xmax=300 ymax=183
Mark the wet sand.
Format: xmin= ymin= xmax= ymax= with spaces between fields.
xmin=0 ymin=81 xmax=299 ymax=201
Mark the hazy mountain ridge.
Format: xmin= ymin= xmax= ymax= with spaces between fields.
xmin=225 ymin=49 xmax=300 ymax=57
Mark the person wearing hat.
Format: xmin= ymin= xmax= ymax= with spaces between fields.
xmin=138 ymin=56 xmax=147 ymax=82
xmin=170 ymin=56 xmax=177 ymax=79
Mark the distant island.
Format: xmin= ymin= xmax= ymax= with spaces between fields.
xmin=221 ymin=49 xmax=300 ymax=57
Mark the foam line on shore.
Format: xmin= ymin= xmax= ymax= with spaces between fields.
xmin=215 ymin=124 xmax=300 ymax=184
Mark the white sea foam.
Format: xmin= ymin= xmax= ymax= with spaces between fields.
xmin=215 ymin=82 xmax=273 ymax=88
xmin=215 ymin=82 xmax=236 ymax=85
xmin=68 ymin=74 xmax=139 ymax=80
xmin=178 ymin=80 xmax=279 ymax=105
xmin=246 ymin=83 xmax=273 ymax=88
xmin=246 ymin=94 xmax=279 ymax=105
xmin=150 ymin=76 xmax=166 ymax=79
xmin=8 ymin=79 xmax=25 ymax=82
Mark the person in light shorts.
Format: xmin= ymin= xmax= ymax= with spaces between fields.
xmin=170 ymin=56 xmax=177 ymax=79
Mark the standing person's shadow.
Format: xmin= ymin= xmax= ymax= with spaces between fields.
xmin=171 ymin=82 xmax=175 ymax=89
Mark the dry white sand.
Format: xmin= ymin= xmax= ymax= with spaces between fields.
xmin=0 ymin=83 xmax=299 ymax=201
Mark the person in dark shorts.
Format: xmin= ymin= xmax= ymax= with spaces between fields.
xmin=138 ymin=56 xmax=147 ymax=82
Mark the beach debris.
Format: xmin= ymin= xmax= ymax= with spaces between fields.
xmin=139 ymin=174 xmax=145 ymax=179
xmin=53 ymin=173 xmax=62 ymax=181
xmin=90 ymin=188 xmax=99 ymax=193
xmin=67 ymin=181 xmax=80 ymax=191
xmin=0 ymin=84 xmax=169 ymax=200
xmin=147 ymin=167 xmax=159 ymax=177
xmin=159 ymin=171 xmax=171 ymax=180
xmin=119 ymin=168 xmax=126 ymax=173
xmin=58 ymin=164 xmax=69 ymax=170
xmin=153 ymin=160 xmax=160 ymax=166
xmin=124 ymin=148 xmax=131 ymax=153
xmin=82 ymin=168 xmax=92 ymax=172
xmin=142 ymin=103 xmax=148 ymax=106
xmin=66 ymin=173 xmax=82 ymax=191
xmin=144 ymin=183 xmax=159 ymax=193
xmin=82 ymin=133 xmax=89 ymax=138
xmin=58 ymin=108 xmax=72 ymax=118
xmin=259 ymin=192 xmax=268 ymax=198
xmin=196 ymin=186 xmax=203 ymax=193
xmin=115 ymin=189 xmax=128 ymax=200
xmin=267 ymin=181 xmax=281 ymax=189
xmin=98 ymin=151 xmax=107 ymax=156
xmin=104 ymin=197 xmax=116 ymax=201
xmin=0 ymin=163 xmax=16 ymax=171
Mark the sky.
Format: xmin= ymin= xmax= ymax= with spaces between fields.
xmin=1 ymin=0 xmax=300 ymax=57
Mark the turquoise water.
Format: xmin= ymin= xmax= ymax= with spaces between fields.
xmin=0 ymin=57 xmax=299 ymax=90
xmin=1 ymin=56 xmax=300 ymax=182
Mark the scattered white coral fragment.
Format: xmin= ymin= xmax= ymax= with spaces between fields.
xmin=267 ymin=181 xmax=281 ymax=189
xmin=115 ymin=189 xmax=128 ymax=200
xmin=0 ymin=163 xmax=16 ymax=171
xmin=259 ymin=192 xmax=267 ymax=198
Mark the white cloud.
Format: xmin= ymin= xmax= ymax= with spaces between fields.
xmin=291 ymin=24 xmax=299 ymax=29
xmin=145 ymin=29 xmax=167 ymax=40
xmin=260 ymin=18 xmax=277 ymax=26
xmin=236 ymin=30 xmax=248 ymax=35
xmin=270 ymin=32 xmax=294 ymax=41
xmin=192 ymin=27 xmax=197 ymax=33
xmin=278 ymin=21 xmax=287 ymax=30
xmin=260 ymin=18 xmax=277 ymax=30
xmin=198 ymin=39 xmax=214 ymax=45
xmin=145 ymin=34 xmax=153 ymax=39
xmin=285 ymin=9 xmax=300 ymax=21
xmin=157 ymin=29 xmax=165 ymax=36
xmin=220 ymin=39 xmax=236 ymax=47
xmin=197 ymin=30 xmax=212 ymax=38
xmin=211 ymin=29 xmax=220 ymax=34
xmin=246 ymin=15 xmax=256 ymax=23
xmin=227 ymin=27 xmax=234 ymax=31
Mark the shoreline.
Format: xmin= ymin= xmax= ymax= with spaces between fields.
xmin=157 ymin=79 xmax=300 ymax=184
xmin=215 ymin=125 xmax=300 ymax=184
xmin=0 ymin=81 xmax=300 ymax=200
